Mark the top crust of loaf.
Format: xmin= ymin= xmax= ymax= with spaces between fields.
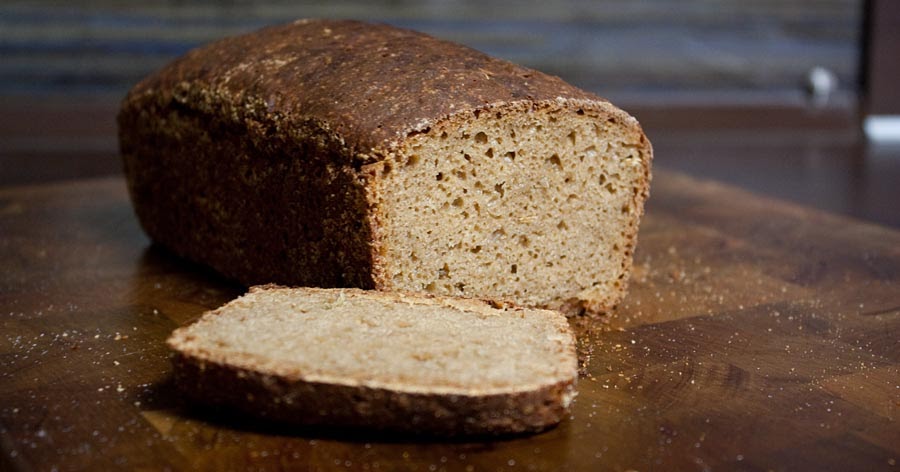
xmin=120 ymin=18 xmax=639 ymax=163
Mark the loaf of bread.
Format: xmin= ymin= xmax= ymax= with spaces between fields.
xmin=167 ymin=286 xmax=578 ymax=435
xmin=120 ymin=19 xmax=652 ymax=315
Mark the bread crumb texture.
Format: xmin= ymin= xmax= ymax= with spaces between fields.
xmin=379 ymin=99 xmax=650 ymax=313
xmin=169 ymin=287 xmax=577 ymax=394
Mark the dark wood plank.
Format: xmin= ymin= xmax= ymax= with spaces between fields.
xmin=1 ymin=171 xmax=898 ymax=471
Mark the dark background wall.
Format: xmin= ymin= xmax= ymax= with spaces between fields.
xmin=1 ymin=0 xmax=863 ymax=105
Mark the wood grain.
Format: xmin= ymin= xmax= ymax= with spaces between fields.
xmin=1 ymin=171 xmax=898 ymax=471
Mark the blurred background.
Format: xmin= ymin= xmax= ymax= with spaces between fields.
xmin=1 ymin=0 xmax=897 ymax=226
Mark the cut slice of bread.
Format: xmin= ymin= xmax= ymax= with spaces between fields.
xmin=167 ymin=286 xmax=578 ymax=436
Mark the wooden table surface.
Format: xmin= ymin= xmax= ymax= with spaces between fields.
xmin=1 ymin=170 xmax=898 ymax=471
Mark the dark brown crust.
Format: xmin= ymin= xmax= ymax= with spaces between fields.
xmin=119 ymin=100 xmax=378 ymax=288
xmin=170 ymin=352 xmax=575 ymax=437
xmin=122 ymin=19 xmax=603 ymax=160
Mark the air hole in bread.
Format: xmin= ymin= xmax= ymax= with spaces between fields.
xmin=548 ymin=154 xmax=562 ymax=170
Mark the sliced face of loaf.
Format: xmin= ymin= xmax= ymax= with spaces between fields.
xmin=167 ymin=286 xmax=578 ymax=436
xmin=374 ymin=99 xmax=650 ymax=313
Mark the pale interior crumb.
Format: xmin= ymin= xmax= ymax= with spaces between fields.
xmin=379 ymin=103 xmax=647 ymax=309
xmin=172 ymin=288 xmax=576 ymax=395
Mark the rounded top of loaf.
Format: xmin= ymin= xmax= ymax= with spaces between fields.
xmin=123 ymin=19 xmax=629 ymax=161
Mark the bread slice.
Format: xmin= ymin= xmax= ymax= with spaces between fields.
xmin=120 ymin=19 xmax=652 ymax=316
xmin=167 ymin=286 xmax=578 ymax=436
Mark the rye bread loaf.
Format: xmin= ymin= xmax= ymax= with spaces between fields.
xmin=167 ymin=286 xmax=578 ymax=436
xmin=120 ymin=19 xmax=652 ymax=315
